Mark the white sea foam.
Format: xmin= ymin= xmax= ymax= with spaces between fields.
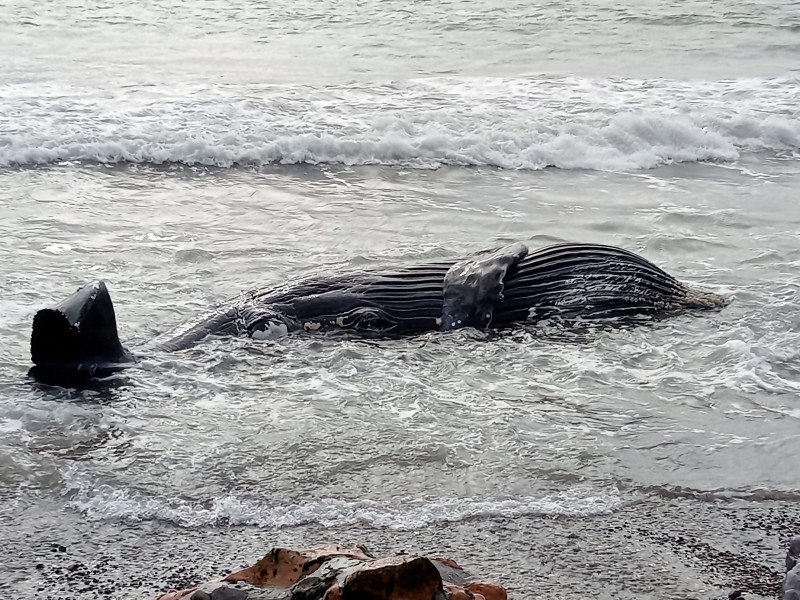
xmin=714 ymin=337 xmax=800 ymax=395
xmin=0 ymin=300 xmax=35 ymax=329
xmin=1 ymin=76 xmax=798 ymax=171
xmin=63 ymin=475 xmax=623 ymax=529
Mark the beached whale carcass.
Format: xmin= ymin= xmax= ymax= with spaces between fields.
xmin=29 ymin=242 xmax=725 ymax=384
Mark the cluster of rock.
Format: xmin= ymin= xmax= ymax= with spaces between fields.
xmin=149 ymin=535 xmax=800 ymax=599
xmin=153 ymin=545 xmax=507 ymax=600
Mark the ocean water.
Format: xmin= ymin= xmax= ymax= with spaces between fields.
xmin=1 ymin=1 xmax=800 ymax=599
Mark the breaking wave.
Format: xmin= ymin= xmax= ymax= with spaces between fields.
xmin=64 ymin=478 xmax=623 ymax=529
xmin=1 ymin=75 xmax=798 ymax=171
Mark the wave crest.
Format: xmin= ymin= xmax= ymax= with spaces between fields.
xmin=63 ymin=478 xmax=623 ymax=529
xmin=2 ymin=76 xmax=799 ymax=171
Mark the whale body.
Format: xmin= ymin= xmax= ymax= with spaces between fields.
xmin=29 ymin=242 xmax=725 ymax=384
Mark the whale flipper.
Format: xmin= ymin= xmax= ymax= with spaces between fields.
xmin=441 ymin=242 xmax=528 ymax=330
xmin=30 ymin=281 xmax=134 ymax=382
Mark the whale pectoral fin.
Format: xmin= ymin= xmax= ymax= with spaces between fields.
xmin=30 ymin=280 xmax=134 ymax=382
xmin=442 ymin=242 xmax=528 ymax=330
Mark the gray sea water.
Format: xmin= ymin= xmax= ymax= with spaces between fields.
xmin=2 ymin=1 xmax=800 ymax=599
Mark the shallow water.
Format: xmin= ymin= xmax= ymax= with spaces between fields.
xmin=2 ymin=0 xmax=800 ymax=598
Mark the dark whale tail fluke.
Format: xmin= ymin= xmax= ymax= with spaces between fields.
xmin=29 ymin=281 xmax=134 ymax=383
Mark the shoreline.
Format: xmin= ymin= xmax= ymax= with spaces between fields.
xmin=7 ymin=495 xmax=796 ymax=599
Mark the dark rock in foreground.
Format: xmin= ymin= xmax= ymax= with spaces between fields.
xmin=153 ymin=545 xmax=507 ymax=600
xmin=786 ymin=537 xmax=800 ymax=600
